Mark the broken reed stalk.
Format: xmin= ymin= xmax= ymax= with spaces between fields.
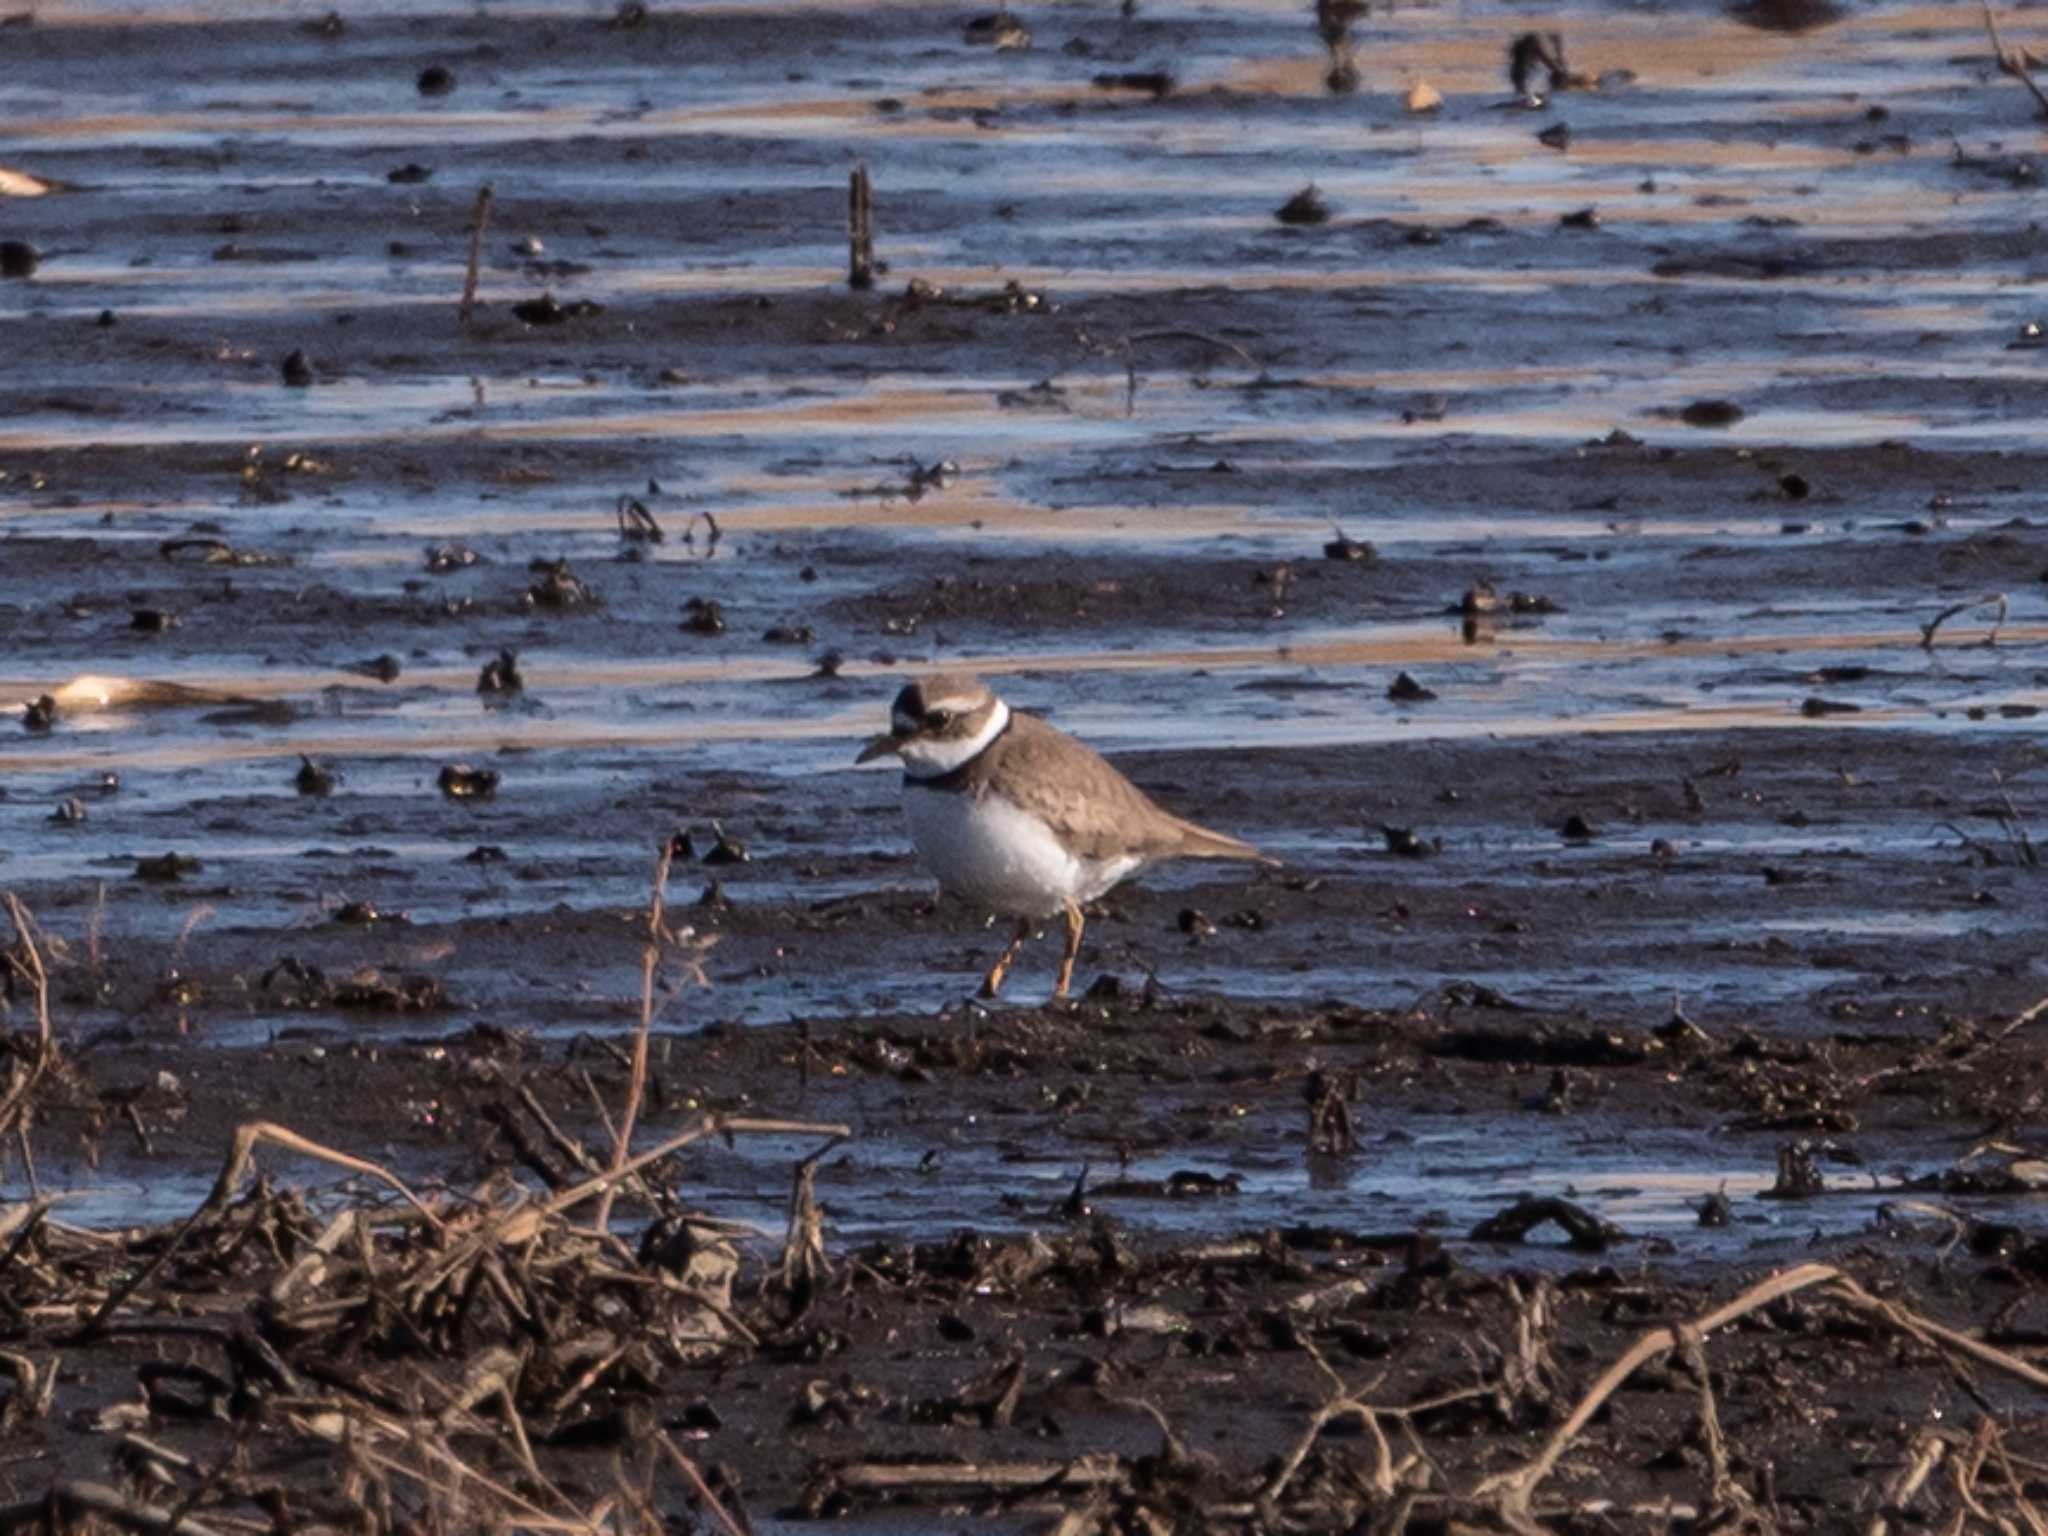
xmin=848 ymin=163 xmax=875 ymax=290
xmin=594 ymin=839 xmax=677 ymax=1234
xmin=655 ymin=1432 xmax=751 ymax=1536
xmin=1118 ymin=329 xmax=1265 ymax=415
xmin=1982 ymin=0 xmax=2048 ymax=116
xmin=0 ymin=1481 xmax=228 ymax=1536
xmin=1867 ymin=1429 xmax=1948 ymax=1536
xmin=0 ymin=893 xmax=54 ymax=1144
xmin=1480 ymin=1261 xmax=2048 ymax=1528
xmin=66 ymin=1120 xmax=444 ymax=1343
xmin=458 ymin=184 xmax=495 ymax=328
xmin=1919 ymin=590 xmax=2007 ymax=649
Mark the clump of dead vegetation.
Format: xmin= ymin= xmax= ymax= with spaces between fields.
xmin=0 ymin=875 xmax=847 ymax=1536
xmin=7 ymin=883 xmax=2048 ymax=1535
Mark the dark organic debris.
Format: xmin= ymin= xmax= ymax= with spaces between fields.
xmin=1730 ymin=0 xmax=1843 ymax=31
xmin=1471 ymin=1195 xmax=1627 ymax=1250
xmin=511 ymin=291 xmax=604 ymax=326
xmin=1800 ymin=696 xmax=1862 ymax=717
xmin=1316 ymin=0 xmax=1364 ymax=93
xmin=129 ymin=608 xmax=178 ymax=633
xmin=1380 ymin=825 xmax=1435 ymax=858
xmin=681 ymin=596 xmax=727 ymax=634
xmin=1559 ymin=813 xmax=1597 ymax=841
xmin=134 ymin=852 xmax=202 ymax=882
xmin=1559 ymin=205 xmax=1600 ymax=229
xmin=1508 ymin=30 xmax=1570 ymax=103
xmin=294 ymin=756 xmax=337 ymax=796
xmin=0 ymin=239 xmax=39 ymax=279
xmin=1322 ymin=530 xmax=1375 ymax=561
xmin=526 ymin=558 xmax=598 ymax=609
xmin=280 ymin=349 xmax=314 ymax=388
xmin=1305 ymin=1066 xmax=1356 ymax=1153
xmin=703 ymin=822 xmax=750 ymax=865
xmin=1763 ymin=1140 xmax=1827 ymax=1197
xmin=476 ymin=647 xmax=524 ymax=695
xmin=1456 ymin=579 xmax=1560 ymax=618
xmin=386 ymin=163 xmax=432 ymax=184
xmin=1092 ymin=70 xmax=1173 ymax=97
xmin=1677 ymin=398 xmax=1746 ymax=428
xmin=416 ymin=64 xmax=456 ymax=96
xmin=1275 ymin=185 xmax=1331 ymax=226
xmin=616 ymin=493 xmax=664 ymax=544
xmin=963 ymin=10 xmax=1030 ymax=47
xmin=346 ymin=654 xmax=402 ymax=683
xmin=438 ymin=763 xmax=500 ymax=800
xmin=425 ymin=542 xmax=480 ymax=573
xmin=1387 ymin=671 xmax=1436 ymax=703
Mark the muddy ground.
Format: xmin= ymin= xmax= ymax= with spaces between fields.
xmin=4 ymin=0 xmax=2048 ymax=1527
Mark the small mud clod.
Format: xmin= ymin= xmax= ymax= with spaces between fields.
xmin=681 ymin=597 xmax=727 ymax=635
xmin=1387 ymin=671 xmax=1437 ymax=703
xmin=0 ymin=240 xmax=39 ymax=279
xmin=346 ymin=654 xmax=402 ymax=683
xmin=1322 ymin=531 xmax=1376 ymax=562
xmin=425 ymin=543 xmax=480 ymax=573
xmin=962 ymin=11 xmax=1031 ymax=48
xmin=526 ymin=559 xmax=597 ymax=610
xmin=703 ymin=823 xmax=750 ymax=865
xmin=1381 ymin=825 xmax=1435 ymax=858
xmin=511 ymin=292 xmax=604 ymax=326
xmin=1275 ymin=185 xmax=1331 ymax=226
xmin=416 ymin=64 xmax=456 ymax=97
xmin=135 ymin=852 xmax=202 ymax=882
xmin=1678 ymin=398 xmax=1745 ymax=428
xmin=295 ymin=756 xmax=337 ymax=796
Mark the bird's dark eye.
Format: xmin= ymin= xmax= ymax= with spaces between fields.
xmin=926 ymin=708 xmax=953 ymax=729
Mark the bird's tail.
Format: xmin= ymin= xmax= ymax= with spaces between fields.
xmin=1169 ymin=817 xmax=1280 ymax=866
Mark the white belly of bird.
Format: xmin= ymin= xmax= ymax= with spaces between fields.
xmin=904 ymin=784 xmax=1142 ymax=917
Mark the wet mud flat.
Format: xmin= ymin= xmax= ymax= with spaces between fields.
xmin=4 ymin=0 xmax=2048 ymax=1525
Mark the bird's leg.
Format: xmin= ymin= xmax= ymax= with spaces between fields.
xmin=1053 ymin=899 xmax=1085 ymax=999
xmin=978 ymin=916 xmax=1033 ymax=999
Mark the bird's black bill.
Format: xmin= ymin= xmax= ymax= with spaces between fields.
xmin=856 ymin=733 xmax=903 ymax=764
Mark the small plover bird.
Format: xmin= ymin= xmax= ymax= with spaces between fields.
xmin=857 ymin=673 xmax=1274 ymax=999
